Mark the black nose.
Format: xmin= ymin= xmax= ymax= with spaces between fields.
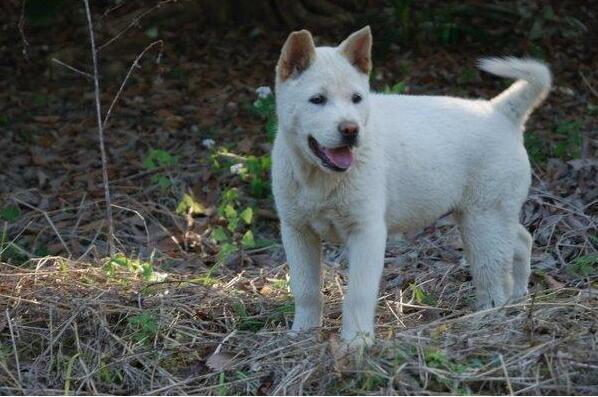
xmin=338 ymin=121 xmax=359 ymax=145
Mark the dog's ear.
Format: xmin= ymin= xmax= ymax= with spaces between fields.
xmin=339 ymin=26 xmax=372 ymax=75
xmin=277 ymin=30 xmax=316 ymax=82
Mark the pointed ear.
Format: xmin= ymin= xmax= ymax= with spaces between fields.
xmin=338 ymin=26 xmax=372 ymax=75
xmin=277 ymin=30 xmax=316 ymax=82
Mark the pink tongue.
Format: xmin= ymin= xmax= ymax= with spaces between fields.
xmin=322 ymin=146 xmax=354 ymax=169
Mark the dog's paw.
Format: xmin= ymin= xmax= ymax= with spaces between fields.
xmin=340 ymin=330 xmax=375 ymax=351
xmin=511 ymin=287 xmax=529 ymax=301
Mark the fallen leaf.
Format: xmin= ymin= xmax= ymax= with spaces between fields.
xmin=206 ymin=351 xmax=236 ymax=371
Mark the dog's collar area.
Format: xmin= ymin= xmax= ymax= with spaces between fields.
xmin=308 ymin=136 xmax=354 ymax=172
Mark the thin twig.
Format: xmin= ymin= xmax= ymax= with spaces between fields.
xmin=83 ymin=0 xmax=115 ymax=256
xmin=102 ymin=40 xmax=163 ymax=130
xmin=97 ymin=0 xmax=174 ymax=51
xmin=580 ymin=71 xmax=598 ymax=99
xmin=499 ymin=354 xmax=515 ymax=395
xmin=5 ymin=309 xmax=22 ymax=386
xmin=51 ymin=58 xmax=94 ymax=80
xmin=18 ymin=0 xmax=29 ymax=59
xmin=13 ymin=198 xmax=72 ymax=257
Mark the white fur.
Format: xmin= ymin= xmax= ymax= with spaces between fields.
xmin=272 ymin=28 xmax=551 ymax=346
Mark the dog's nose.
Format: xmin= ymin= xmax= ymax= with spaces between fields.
xmin=338 ymin=121 xmax=359 ymax=138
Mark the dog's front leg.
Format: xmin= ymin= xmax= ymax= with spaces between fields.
xmin=341 ymin=222 xmax=387 ymax=346
xmin=281 ymin=222 xmax=323 ymax=332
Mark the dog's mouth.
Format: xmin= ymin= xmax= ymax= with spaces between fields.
xmin=308 ymin=136 xmax=354 ymax=172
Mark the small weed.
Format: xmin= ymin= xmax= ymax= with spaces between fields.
xmin=232 ymin=301 xmax=264 ymax=332
xmin=127 ymin=312 xmax=159 ymax=344
xmin=526 ymin=119 xmax=583 ymax=164
xmin=252 ymin=88 xmax=277 ymax=142
xmin=210 ymin=188 xmax=256 ymax=262
xmin=525 ymin=131 xmax=550 ymax=164
xmin=384 ymin=81 xmax=407 ymax=94
xmin=359 ymin=371 xmax=386 ymax=392
xmin=97 ymin=361 xmax=124 ymax=385
xmin=142 ymin=148 xmax=178 ymax=190
xmin=567 ymin=255 xmax=598 ymax=278
xmin=231 ymin=154 xmax=272 ymax=198
xmin=0 ymin=206 xmax=21 ymax=222
xmin=0 ymin=232 xmax=29 ymax=265
xmin=217 ymin=372 xmax=229 ymax=395
xmin=411 ymin=284 xmax=437 ymax=306
xmin=104 ymin=254 xmax=167 ymax=282
xmin=176 ymin=193 xmax=206 ymax=216
xmin=553 ymin=119 xmax=582 ymax=159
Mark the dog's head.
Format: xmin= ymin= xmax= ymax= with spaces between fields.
xmin=275 ymin=27 xmax=372 ymax=173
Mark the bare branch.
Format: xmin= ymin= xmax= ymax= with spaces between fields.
xmin=18 ymin=0 xmax=29 ymax=59
xmin=51 ymin=58 xmax=94 ymax=80
xmin=102 ymin=40 xmax=163 ymax=129
xmin=97 ymin=0 xmax=174 ymax=52
xmin=83 ymin=0 xmax=115 ymax=256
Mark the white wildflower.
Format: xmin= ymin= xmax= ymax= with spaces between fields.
xmin=202 ymin=138 xmax=215 ymax=149
xmin=255 ymin=86 xmax=272 ymax=99
xmin=230 ymin=163 xmax=244 ymax=175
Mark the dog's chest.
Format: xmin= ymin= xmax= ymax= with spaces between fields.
xmin=291 ymin=191 xmax=353 ymax=244
xmin=309 ymin=210 xmax=346 ymax=243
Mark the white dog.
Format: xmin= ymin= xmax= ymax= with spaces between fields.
xmin=271 ymin=26 xmax=551 ymax=346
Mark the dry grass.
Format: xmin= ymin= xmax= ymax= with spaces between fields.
xmin=1 ymin=180 xmax=596 ymax=395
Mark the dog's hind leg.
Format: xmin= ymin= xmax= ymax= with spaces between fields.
xmin=512 ymin=224 xmax=532 ymax=299
xmin=458 ymin=210 xmax=517 ymax=309
xmin=281 ymin=223 xmax=323 ymax=331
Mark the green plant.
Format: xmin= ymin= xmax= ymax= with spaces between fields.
xmin=142 ymin=148 xmax=178 ymax=190
xmin=176 ymin=193 xmax=206 ymax=216
xmin=0 ymin=206 xmax=20 ymax=222
xmin=232 ymin=300 xmax=264 ymax=331
xmin=252 ymin=88 xmax=277 ymax=142
xmin=0 ymin=226 xmax=29 ymax=265
xmin=384 ymin=81 xmax=407 ymax=94
xmin=127 ymin=312 xmax=159 ymax=344
xmin=411 ymin=284 xmax=437 ymax=306
xmin=236 ymin=155 xmax=272 ymax=198
xmin=211 ymin=188 xmax=256 ymax=262
xmin=104 ymin=254 xmax=167 ymax=282
xmin=553 ymin=119 xmax=582 ymax=159
xmin=526 ymin=119 xmax=583 ymax=164
xmin=568 ymin=255 xmax=598 ymax=278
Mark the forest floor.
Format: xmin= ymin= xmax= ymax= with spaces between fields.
xmin=1 ymin=1 xmax=597 ymax=395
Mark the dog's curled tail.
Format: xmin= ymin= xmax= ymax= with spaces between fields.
xmin=478 ymin=57 xmax=551 ymax=126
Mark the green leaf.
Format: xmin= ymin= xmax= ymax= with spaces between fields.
xmin=227 ymin=217 xmax=239 ymax=232
xmin=0 ymin=206 xmax=21 ymax=222
xmin=412 ymin=285 xmax=437 ymax=306
xmin=176 ymin=193 xmax=206 ymax=216
xmin=241 ymin=230 xmax=255 ymax=248
xmin=141 ymin=262 xmax=154 ymax=280
xmin=143 ymin=149 xmax=177 ymax=170
xmin=151 ymin=174 xmax=172 ymax=189
xmin=240 ymin=207 xmax=253 ymax=225
xmin=218 ymin=243 xmax=237 ymax=260
xmin=568 ymin=255 xmax=598 ymax=277
xmin=222 ymin=189 xmax=239 ymax=204
xmin=387 ymin=81 xmax=407 ymax=94
xmin=212 ymin=227 xmax=229 ymax=243
xmin=223 ymin=205 xmax=237 ymax=219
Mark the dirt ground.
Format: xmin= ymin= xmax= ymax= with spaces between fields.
xmin=1 ymin=1 xmax=597 ymax=394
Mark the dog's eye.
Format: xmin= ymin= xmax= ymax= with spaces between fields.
xmin=309 ymin=95 xmax=326 ymax=105
xmin=352 ymin=93 xmax=362 ymax=104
